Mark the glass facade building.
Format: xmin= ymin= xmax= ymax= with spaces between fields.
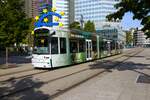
xmin=74 ymin=0 xmax=120 ymax=29
xmin=38 ymin=0 xmax=52 ymax=15
xmin=38 ymin=0 xmax=53 ymax=23
xmin=53 ymin=0 xmax=69 ymax=28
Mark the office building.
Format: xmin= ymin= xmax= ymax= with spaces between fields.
xmin=134 ymin=30 xmax=150 ymax=47
xmin=25 ymin=0 xmax=39 ymax=18
xmin=53 ymin=0 xmax=69 ymax=28
xmin=74 ymin=0 xmax=121 ymax=29
xmin=96 ymin=25 xmax=125 ymax=45
xmin=69 ymin=0 xmax=75 ymax=24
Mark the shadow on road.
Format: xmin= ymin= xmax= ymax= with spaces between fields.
xmin=89 ymin=59 xmax=150 ymax=70
xmin=124 ymin=55 xmax=145 ymax=58
xmin=115 ymin=61 xmax=150 ymax=71
xmin=89 ymin=60 xmax=120 ymax=70
xmin=89 ymin=59 xmax=150 ymax=76
xmin=0 ymin=77 xmax=50 ymax=100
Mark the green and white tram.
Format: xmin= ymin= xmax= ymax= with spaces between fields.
xmin=32 ymin=26 xmax=123 ymax=68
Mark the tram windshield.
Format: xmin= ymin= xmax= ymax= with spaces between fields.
xmin=33 ymin=29 xmax=49 ymax=54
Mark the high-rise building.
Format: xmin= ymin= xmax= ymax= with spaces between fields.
xmin=133 ymin=30 xmax=150 ymax=47
xmin=74 ymin=0 xmax=121 ymax=29
xmin=69 ymin=0 xmax=75 ymax=24
xmin=25 ymin=0 xmax=69 ymax=28
xmin=53 ymin=0 xmax=69 ymax=28
xmin=25 ymin=0 xmax=39 ymax=18
xmin=24 ymin=0 xmax=32 ymax=18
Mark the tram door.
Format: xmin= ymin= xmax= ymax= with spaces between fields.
xmin=86 ymin=40 xmax=92 ymax=60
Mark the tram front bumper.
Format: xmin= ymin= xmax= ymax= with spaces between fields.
xmin=32 ymin=58 xmax=52 ymax=68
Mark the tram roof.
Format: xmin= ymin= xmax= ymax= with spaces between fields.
xmin=70 ymin=29 xmax=117 ymax=41
xmin=70 ymin=29 xmax=97 ymax=38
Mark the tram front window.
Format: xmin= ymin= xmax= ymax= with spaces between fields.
xmin=33 ymin=29 xmax=49 ymax=54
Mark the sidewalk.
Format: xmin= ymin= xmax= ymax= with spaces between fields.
xmin=0 ymin=56 xmax=31 ymax=65
xmin=0 ymin=63 xmax=32 ymax=76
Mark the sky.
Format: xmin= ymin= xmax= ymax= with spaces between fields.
xmin=121 ymin=12 xmax=142 ymax=30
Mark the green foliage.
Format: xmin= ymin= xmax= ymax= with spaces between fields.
xmin=106 ymin=0 xmax=150 ymax=38
xmin=69 ymin=21 xmax=96 ymax=33
xmin=0 ymin=0 xmax=31 ymax=47
xmin=126 ymin=31 xmax=133 ymax=45
xmin=84 ymin=20 xmax=96 ymax=32
xmin=69 ymin=21 xmax=81 ymax=30
xmin=25 ymin=18 xmax=34 ymax=47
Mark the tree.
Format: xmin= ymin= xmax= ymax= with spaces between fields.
xmin=106 ymin=0 xmax=150 ymax=38
xmin=126 ymin=31 xmax=133 ymax=46
xmin=84 ymin=20 xmax=96 ymax=32
xmin=69 ymin=21 xmax=81 ymax=30
xmin=0 ymin=0 xmax=31 ymax=64
xmin=22 ymin=18 xmax=34 ymax=47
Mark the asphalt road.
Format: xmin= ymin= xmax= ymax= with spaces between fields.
xmin=0 ymin=48 xmax=149 ymax=100
xmin=53 ymin=48 xmax=150 ymax=100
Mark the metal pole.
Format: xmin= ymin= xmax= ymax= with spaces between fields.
xmin=80 ymin=15 xmax=84 ymax=29
xmin=6 ymin=47 xmax=8 ymax=66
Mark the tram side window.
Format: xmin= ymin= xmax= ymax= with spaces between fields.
xmin=92 ymin=41 xmax=97 ymax=52
xmin=79 ymin=40 xmax=85 ymax=52
xmin=113 ymin=41 xmax=116 ymax=49
xmin=60 ymin=38 xmax=66 ymax=54
xmin=116 ymin=43 xmax=118 ymax=49
xmin=51 ymin=37 xmax=58 ymax=54
xmin=113 ymin=41 xmax=116 ymax=50
xmin=99 ymin=41 xmax=104 ymax=51
xmin=111 ymin=42 xmax=114 ymax=50
xmin=70 ymin=41 xmax=78 ymax=53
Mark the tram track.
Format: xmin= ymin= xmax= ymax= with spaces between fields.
xmin=0 ymin=70 xmax=49 ymax=83
xmin=0 ymin=49 xmax=137 ymax=83
xmin=0 ymin=48 xmax=144 ymax=99
xmin=49 ymin=49 xmax=144 ymax=99
xmin=0 ymin=68 xmax=34 ymax=77
xmin=0 ymin=48 xmax=135 ymax=78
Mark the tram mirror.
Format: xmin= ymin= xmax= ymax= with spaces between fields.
xmin=33 ymin=47 xmax=37 ymax=52
xmin=50 ymin=31 xmax=56 ymax=36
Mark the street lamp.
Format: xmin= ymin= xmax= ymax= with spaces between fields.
xmin=80 ymin=14 xmax=84 ymax=29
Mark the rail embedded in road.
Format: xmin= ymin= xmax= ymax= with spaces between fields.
xmin=0 ymin=48 xmax=144 ymax=100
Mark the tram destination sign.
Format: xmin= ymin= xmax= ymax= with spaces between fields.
xmin=70 ymin=33 xmax=84 ymax=38
xmin=35 ymin=29 xmax=49 ymax=37
xmin=35 ymin=33 xmax=49 ymax=37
